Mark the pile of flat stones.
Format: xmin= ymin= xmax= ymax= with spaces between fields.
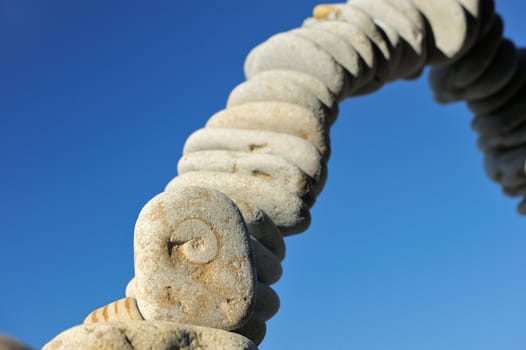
xmin=43 ymin=0 xmax=524 ymax=349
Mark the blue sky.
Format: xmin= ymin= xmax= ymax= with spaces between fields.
xmin=0 ymin=1 xmax=525 ymax=349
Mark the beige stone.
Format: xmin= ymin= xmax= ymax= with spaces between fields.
xmin=289 ymin=26 xmax=365 ymax=95
xmin=250 ymin=70 xmax=336 ymax=110
xmin=43 ymin=321 xmax=256 ymax=350
xmin=84 ymin=298 xmax=144 ymax=324
xmin=206 ymin=102 xmax=330 ymax=159
xmin=350 ymin=0 xmax=425 ymax=79
xmin=183 ymin=128 xmax=326 ymax=192
xmin=469 ymin=48 xmax=526 ymax=115
xmin=165 ymin=172 xmax=311 ymax=236
xmin=133 ymin=187 xmax=256 ymax=330
xmin=232 ymin=199 xmax=286 ymax=261
xmin=178 ymin=150 xmax=315 ymax=207
xmin=228 ymin=74 xmax=337 ymax=126
xmin=244 ymin=32 xmax=346 ymax=97
xmin=0 ymin=335 xmax=33 ymax=350
xmin=410 ymin=0 xmax=469 ymax=64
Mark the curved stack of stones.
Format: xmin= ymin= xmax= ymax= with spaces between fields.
xmin=44 ymin=0 xmax=523 ymax=349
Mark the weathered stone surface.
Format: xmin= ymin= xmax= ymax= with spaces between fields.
xmin=469 ymin=49 xmax=526 ymax=115
xmin=472 ymin=83 xmax=526 ymax=135
xmin=250 ymin=69 xmax=336 ymax=110
xmin=43 ymin=321 xmax=257 ymax=350
xmin=84 ymin=298 xmax=144 ymax=324
xmin=183 ymin=128 xmax=326 ymax=191
xmin=477 ymin=121 xmax=526 ymax=152
xmin=244 ymin=32 xmax=346 ymax=97
xmin=410 ymin=0 xmax=469 ymax=63
xmin=228 ymin=74 xmax=337 ymax=126
xmin=0 ymin=335 xmax=33 ymax=350
xmin=133 ymin=187 xmax=256 ymax=330
xmin=289 ymin=26 xmax=365 ymax=95
xmin=206 ymin=102 xmax=330 ymax=159
xmin=251 ymin=238 xmax=282 ymax=285
xmin=350 ymin=0 xmax=425 ymax=79
xmin=484 ymin=145 xmax=526 ymax=188
xmin=178 ymin=150 xmax=315 ymax=206
xmin=232 ymin=199 xmax=286 ymax=261
xmin=125 ymin=278 xmax=137 ymax=299
xmin=166 ymin=172 xmax=311 ymax=236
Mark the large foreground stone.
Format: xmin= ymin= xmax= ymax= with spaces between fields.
xmin=43 ymin=321 xmax=256 ymax=350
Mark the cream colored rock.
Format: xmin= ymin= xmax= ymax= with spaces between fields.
xmin=183 ymin=128 xmax=326 ymax=191
xmin=469 ymin=49 xmax=526 ymax=115
xmin=250 ymin=70 xmax=336 ymax=110
xmin=84 ymin=298 xmax=144 ymax=324
xmin=166 ymin=172 xmax=311 ymax=236
xmin=0 ymin=335 xmax=33 ymax=350
xmin=484 ymin=146 xmax=526 ymax=188
xmin=178 ymin=151 xmax=315 ymax=206
xmin=125 ymin=278 xmax=137 ymax=299
xmin=43 ymin=321 xmax=256 ymax=350
xmin=244 ymin=32 xmax=346 ymax=98
xmin=305 ymin=21 xmax=377 ymax=84
xmin=133 ymin=187 xmax=256 ymax=330
xmin=232 ymin=199 xmax=286 ymax=261
xmin=228 ymin=74 xmax=337 ymax=126
xmin=206 ymin=102 xmax=330 ymax=159
xmin=350 ymin=0 xmax=425 ymax=79
xmin=410 ymin=0 xmax=469 ymax=63
xmin=289 ymin=26 xmax=365 ymax=95
xmin=472 ymin=83 xmax=526 ymax=135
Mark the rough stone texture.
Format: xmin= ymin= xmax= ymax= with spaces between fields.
xmin=133 ymin=187 xmax=256 ymax=330
xmin=43 ymin=321 xmax=257 ymax=350
xmin=166 ymin=172 xmax=311 ymax=236
xmin=244 ymin=32 xmax=347 ymax=98
xmin=183 ymin=128 xmax=327 ymax=191
xmin=178 ymin=150 xmax=315 ymax=206
xmin=205 ymin=102 xmax=330 ymax=159
xmin=0 ymin=335 xmax=33 ymax=350
xmin=84 ymin=297 xmax=144 ymax=324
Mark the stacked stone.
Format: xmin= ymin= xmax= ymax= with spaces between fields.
xmin=45 ymin=1 xmax=522 ymax=349
xmin=428 ymin=7 xmax=526 ymax=215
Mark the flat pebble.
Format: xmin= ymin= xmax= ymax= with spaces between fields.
xmin=166 ymin=172 xmax=311 ymax=236
xmin=133 ymin=187 xmax=256 ymax=330
xmin=484 ymin=145 xmax=526 ymax=188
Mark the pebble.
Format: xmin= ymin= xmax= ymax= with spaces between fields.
xmin=183 ymin=128 xmax=326 ymax=191
xmin=178 ymin=150 xmax=315 ymax=206
xmin=251 ymin=238 xmax=282 ymax=285
xmin=484 ymin=145 xmax=526 ymax=188
xmin=43 ymin=321 xmax=256 ymax=350
xmin=244 ymin=32 xmax=347 ymax=97
xmin=84 ymin=297 xmax=144 ymax=324
xmin=166 ymin=172 xmax=311 ymax=236
xmin=206 ymin=102 xmax=330 ymax=159
xmin=133 ymin=187 xmax=256 ymax=330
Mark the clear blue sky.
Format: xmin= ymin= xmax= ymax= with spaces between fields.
xmin=1 ymin=1 xmax=525 ymax=349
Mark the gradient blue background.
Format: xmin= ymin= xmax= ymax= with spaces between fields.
xmin=1 ymin=1 xmax=525 ymax=349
